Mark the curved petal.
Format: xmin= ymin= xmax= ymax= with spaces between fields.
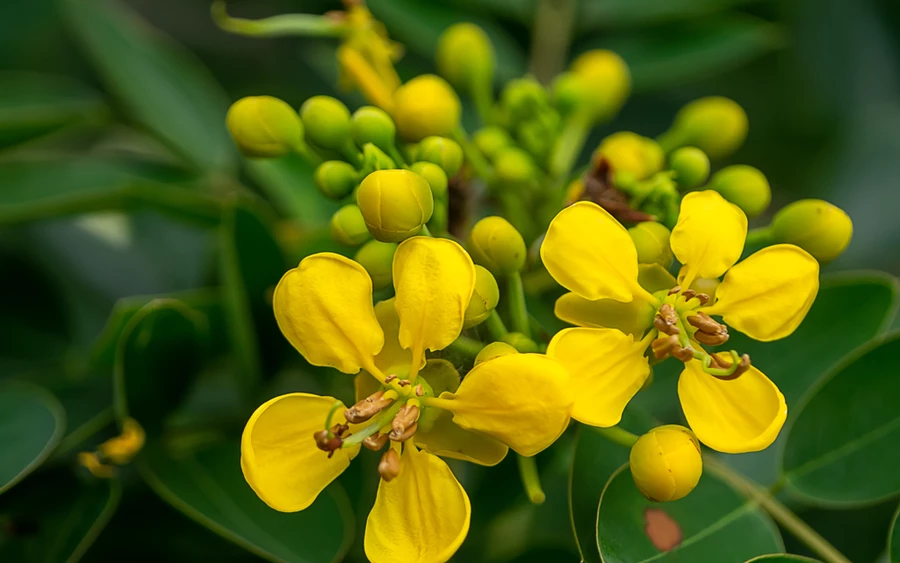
xmin=241 ymin=393 xmax=359 ymax=512
xmin=372 ymin=298 xmax=414 ymax=375
xmin=433 ymin=354 xmax=573 ymax=456
xmin=354 ymin=373 xmax=382 ymax=403
xmin=704 ymin=244 xmax=819 ymax=342
xmin=547 ymin=328 xmax=650 ymax=427
xmin=364 ymin=446 xmax=471 ymax=563
xmin=541 ymin=201 xmax=645 ymax=302
xmin=554 ymin=292 xmax=655 ymax=336
xmin=274 ymin=253 xmax=383 ymax=374
xmin=670 ymin=191 xmax=747 ymax=285
xmin=678 ymin=361 xmax=787 ymax=454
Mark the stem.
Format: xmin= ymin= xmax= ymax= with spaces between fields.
xmin=549 ymin=116 xmax=592 ymax=185
xmin=528 ymin=0 xmax=577 ymax=85
xmin=595 ymin=426 xmax=639 ymax=448
xmin=507 ymin=272 xmax=531 ymax=337
xmin=517 ymin=454 xmax=546 ymax=504
xmin=452 ymin=127 xmax=494 ymax=182
xmin=522 ymin=268 xmax=559 ymax=296
xmin=419 ymin=224 xmax=433 ymax=237
xmin=485 ymin=310 xmax=509 ymax=341
xmin=471 ymin=75 xmax=495 ymax=125
xmin=447 ymin=335 xmax=484 ymax=359
xmin=211 ymin=1 xmax=347 ymax=38
xmin=745 ymin=226 xmax=775 ymax=247
xmin=292 ymin=141 xmax=323 ymax=167
xmin=342 ymin=401 xmax=405 ymax=447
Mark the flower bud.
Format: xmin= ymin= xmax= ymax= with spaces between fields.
xmin=707 ymin=165 xmax=771 ymax=217
xmin=594 ymin=132 xmax=664 ymax=182
xmin=314 ymin=160 xmax=358 ymax=200
xmin=357 ymin=170 xmax=434 ymax=242
xmin=474 ymin=341 xmax=518 ymax=365
xmin=418 ymin=136 xmax=464 ymax=177
xmin=436 ymin=23 xmax=495 ymax=92
xmin=500 ymin=332 xmax=538 ymax=353
xmin=330 ymin=204 xmax=371 ymax=246
xmin=226 ymin=96 xmax=303 ymax=157
xmin=569 ymin=50 xmax=631 ymax=123
xmin=473 ymin=126 xmax=513 ymax=161
xmin=464 ymin=265 xmax=500 ymax=328
xmin=630 ymin=425 xmax=702 ymax=502
xmin=392 ymin=75 xmax=461 ymax=142
xmin=299 ymin=95 xmax=351 ymax=150
xmin=467 ymin=216 xmax=527 ymax=275
xmin=361 ymin=143 xmax=396 ymax=171
xmin=351 ymin=106 xmax=396 ymax=152
xmin=494 ymin=146 xmax=536 ymax=186
xmin=409 ymin=162 xmax=448 ymax=199
xmin=628 ymin=222 xmax=673 ymax=268
xmin=354 ymin=239 xmax=398 ymax=290
xmin=669 ymin=147 xmax=710 ymax=190
xmin=552 ymin=71 xmax=589 ymax=117
xmin=500 ymin=77 xmax=548 ymax=123
xmin=664 ymin=97 xmax=748 ymax=160
xmin=771 ymin=199 xmax=852 ymax=263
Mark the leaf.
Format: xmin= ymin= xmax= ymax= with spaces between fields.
xmin=244 ymin=154 xmax=337 ymax=226
xmin=891 ymin=503 xmax=900 ymax=563
xmin=575 ymin=0 xmax=764 ymax=32
xmin=781 ymin=332 xmax=900 ymax=506
xmin=597 ymin=464 xmax=782 ymax=562
xmin=743 ymin=556 xmax=821 ymax=562
xmin=61 ymin=0 xmax=236 ymax=173
xmin=138 ymin=439 xmax=354 ymax=563
xmin=0 ymin=383 xmax=66 ymax=494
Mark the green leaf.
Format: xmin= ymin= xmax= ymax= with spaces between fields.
xmin=743 ymin=556 xmax=821 ymax=562
xmin=61 ymin=0 xmax=236 ymax=173
xmin=576 ymin=0 xmax=765 ymax=32
xmin=891 ymin=504 xmax=900 ymax=563
xmin=782 ymin=332 xmax=900 ymax=506
xmin=0 ymin=383 xmax=65 ymax=494
xmin=138 ymin=439 xmax=354 ymax=563
xmin=244 ymin=154 xmax=337 ymax=226
xmin=597 ymin=464 xmax=782 ymax=562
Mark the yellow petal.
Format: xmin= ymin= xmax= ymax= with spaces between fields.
xmin=547 ymin=328 xmax=650 ymax=427
xmin=554 ymin=292 xmax=655 ymax=336
xmin=274 ymin=253 xmax=383 ymax=374
xmin=670 ymin=190 xmax=747 ymax=286
xmin=678 ymin=361 xmax=787 ymax=454
xmin=364 ymin=446 xmax=470 ymax=563
xmin=541 ymin=201 xmax=649 ymax=303
xmin=432 ymin=354 xmax=573 ymax=456
xmin=354 ymin=372 xmax=381 ymax=403
xmin=704 ymin=244 xmax=819 ymax=341
xmin=393 ymin=237 xmax=475 ymax=376
xmin=241 ymin=393 xmax=359 ymax=512
xmin=372 ymin=298 xmax=415 ymax=375
xmin=415 ymin=410 xmax=509 ymax=466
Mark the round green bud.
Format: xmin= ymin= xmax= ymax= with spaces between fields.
xmin=474 ymin=341 xmax=518 ymax=365
xmin=669 ymin=147 xmax=710 ymax=190
xmin=667 ymin=96 xmax=748 ymax=160
xmin=500 ymin=77 xmax=548 ymax=122
xmin=436 ymin=23 xmax=495 ymax=92
xmin=354 ymin=239 xmax=398 ymax=290
xmin=225 ymin=95 xmax=303 ymax=158
xmin=299 ymin=95 xmax=351 ymax=151
xmin=473 ymin=126 xmax=513 ymax=161
xmin=393 ymin=75 xmax=461 ymax=142
xmin=357 ymin=169 xmax=434 ymax=242
xmin=494 ymin=146 xmax=536 ymax=185
xmin=628 ymin=222 xmax=673 ymax=268
xmin=463 ymin=265 xmax=500 ymax=328
xmin=314 ymin=160 xmax=358 ymax=200
xmin=418 ymin=136 xmax=464 ymax=177
xmin=629 ymin=425 xmax=702 ymax=502
xmin=467 ymin=216 xmax=527 ymax=275
xmin=552 ymin=71 xmax=589 ymax=117
xmin=707 ymin=165 xmax=771 ymax=217
xmin=500 ymin=332 xmax=538 ymax=353
xmin=594 ymin=132 xmax=664 ymax=181
xmin=569 ymin=50 xmax=631 ymax=123
xmin=361 ymin=143 xmax=396 ymax=171
xmin=771 ymin=199 xmax=853 ymax=263
xmin=409 ymin=162 xmax=448 ymax=198
xmin=330 ymin=204 xmax=370 ymax=246
xmin=351 ymin=106 xmax=396 ymax=151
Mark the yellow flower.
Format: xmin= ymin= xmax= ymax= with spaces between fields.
xmin=541 ymin=191 xmax=820 ymax=454
xmin=244 ymin=236 xmax=573 ymax=563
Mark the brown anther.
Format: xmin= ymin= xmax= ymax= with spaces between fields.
xmin=651 ymin=335 xmax=679 ymax=359
xmin=389 ymin=422 xmax=418 ymax=442
xmin=344 ymin=390 xmax=393 ymax=424
xmin=654 ymin=315 xmax=680 ymax=336
xmin=694 ymin=293 xmax=711 ymax=306
xmin=667 ymin=286 xmax=682 ymax=296
xmin=681 ymin=289 xmax=696 ymax=300
xmin=709 ymin=353 xmax=752 ymax=380
xmin=415 ymin=384 xmax=424 ymax=397
xmin=363 ymin=432 xmax=389 ymax=451
xmin=378 ymin=449 xmax=402 ymax=482
xmin=390 ymin=404 xmax=420 ymax=440
xmin=671 ymin=345 xmax=695 ymax=363
xmin=330 ymin=423 xmax=350 ymax=437
xmin=655 ymin=304 xmax=680 ymax=335
xmin=313 ymin=429 xmax=343 ymax=454
xmin=384 ymin=375 xmax=397 ymax=383
xmin=694 ymin=331 xmax=730 ymax=346
xmin=397 ymin=379 xmax=411 ymax=387
xmin=687 ymin=312 xmax=727 ymax=335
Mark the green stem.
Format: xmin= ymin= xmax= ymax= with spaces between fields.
xmin=745 ymin=226 xmax=775 ymax=247
xmin=342 ymin=401 xmax=405 ymax=447
xmin=517 ymin=454 xmax=546 ymax=504
xmin=522 ymin=268 xmax=559 ymax=296
xmin=528 ymin=0 xmax=577 ymax=84
xmin=211 ymin=1 xmax=347 ymax=38
xmin=447 ymin=335 xmax=484 ymax=359
xmin=471 ymin=75 xmax=495 ymax=125
xmin=507 ymin=272 xmax=531 ymax=337
xmin=549 ymin=116 xmax=591 ymax=184
xmin=595 ymin=426 xmax=639 ymax=448
xmin=419 ymin=224 xmax=433 ymax=237
xmin=452 ymin=127 xmax=494 ymax=182
xmin=292 ymin=141 xmax=323 ymax=167
xmin=485 ymin=310 xmax=508 ymax=341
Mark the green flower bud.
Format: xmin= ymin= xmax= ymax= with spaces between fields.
xmin=351 ymin=106 xmax=396 ymax=151
xmin=473 ymin=126 xmax=513 ymax=161
xmin=569 ymin=50 xmax=631 ymax=123
xmin=299 ymin=95 xmax=351 ymax=150
xmin=409 ymin=162 xmax=448 ymax=198
xmin=628 ymin=222 xmax=673 ymax=268
xmin=630 ymin=425 xmax=702 ymax=502
xmin=594 ymin=132 xmax=664 ymax=182
xmin=393 ymin=75 xmax=461 ymax=142
xmin=436 ymin=23 xmax=495 ymax=92
xmin=669 ymin=147 xmax=710 ymax=190
xmin=330 ymin=204 xmax=370 ymax=246
xmin=226 ymin=95 xmax=303 ymax=157
xmin=771 ymin=199 xmax=853 ymax=263
xmin=500 ymin=77 xmax=548 ymax=122
xmin=314 ymin=160 xmax=358 ymax=200
xmin=354 ymin=239 xmax=398 ymax=290
xmin=474 ymin=341 xmax=518 ymax=365
xmin=494 ymin=146 xmax=536 ymax=186
xmin=500 ymin=332 xmax=538 ymax=353
xmin=707 ymin=165 xmax=771 ymax=217
xmin=467 ymin=216 xmax=527 ymax=275
xmin=361 ymin=143 xmax=396 ymax=171
xmin=664 ymin=96 xmax=748 ymax=160
xmin=552 ymin=71 xmax=588 ymax=117
xmin=464 ymin=265 xmax=500 ymax=328
xmin=357 ymin=169 xmax=434 ymax=242
xmin=418 ymin=136 xmax=464 ymax=177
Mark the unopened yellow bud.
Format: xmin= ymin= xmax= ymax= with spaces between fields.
xmin=473 ymin=126 xmax=513 ymax=161
xmin=464 ymin=265 xmax=500 ymax=328
xmin=351 ymin=106 xmax=396 ymax=151
xmin=628 ymin=222 xmax=673 ymax=268
xmin=494 ymin=146 xmax=536 ymax=185
xmin=300 ymin=95 xmax=351 ymax=150
xmin=630 ymin=425 xmax=702 ymax=502
xmin=418 ymin=136 xmax=464 ymax=177
xmin=331 ymin=204 xmax=371 ymax=246
xmin=669 ymin=147 xmax=710 ymax=190
xmin=409 ymin=162 xmax=448 ymax=198
xmin=771 ymin=199 xmax=852 ymax=263
xmin=569 ymin=50 xmax=631 ymax=122
xmin=392 ymin=75 xmax=461 ymax=141
xmin=594 ymin=132 xmax=664 ymax=182
xmin=708 ymin=165 xmax=771 ymax=217
xmin=357 ymin=170 xmax=434 ymax=242
xmin=467 ymin=216 xmax=527 ymax=275
xmin=474 ymin=341 xmax=518 ymax=365
xmin=226 ymin=96 xmax=303 ymax=157
xmin=500 ymin=332 xmax=538 ymax=353
xmin=314 ymin=160 xmax=358 ymax=199
xmin=354 ymin=239 xmax=398 ymax=290
xmin=436 ymin=23 xmax=495 ymax=92
xmin=663 ymin=96 xmax=748 ymax=160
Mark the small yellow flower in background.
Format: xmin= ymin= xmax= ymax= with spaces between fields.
xmin=243 ymin=236 xmax=573 ymax=563
xmin=78 ymin=417 xmax=146 ymax=478
xmin=541 ymin=190 xmax=820 ymax=454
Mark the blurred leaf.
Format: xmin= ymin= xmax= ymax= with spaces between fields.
xmin=781 ymin=500 xmax=896 ymax=563
xmin=576 ymin=0 xmax=765 ymax=32
xmin=891 ymin=504 xmax=900 ymax=563
xmin=138 ymin=439 xmax=354 ymax=563
xmin=441 ymin=0 xmax=534 ymax=26
xmin=244 ymin=154 xmax=337 ymax=226
xmin=782 ymin=332 xmax=900 ymax=506
xmin=0 ymin=382 xmax=65 ymax=494
xmin=743 ymin=556 xmax=821 ymax=562
xmin=61 ymin=0 xmax=236 ymax=173
xmin=597 ymin=464 xmax=782 ymax=562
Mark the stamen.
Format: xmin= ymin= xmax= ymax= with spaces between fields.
xmin=651 ymin=334 xmax=679 ymax=359
xmin=681 ymin=289 xmax=696 ymax=300
xmin=345 ymin=390 xmax=393 ymax=424
xmin=655 ymin=304 xmax=680 ymax=335
xmin=390 ymin=422 xmax=418 ymax=442
xmin=313 ymin=429 xmax=343 ymax=456
xmin=702 ymin=351 xmax=752 ymax=379
xmin=687 ymin=312 xmax=729 ymax=346
xmin=667 ymin=286 xmax=682 ymax=296
xmin=363 ymin=432 xmax=389 ymax=451
xmin=415 ymin=384 xmax=424 ymax=397
xmin=378 ymin=448 xmax=402 ymax=482
xmin=389 ymin=404 xmax=420 ymax=441
xmin=694 ymin=293 xmax=711 ymax=306
xmin=671 ymin=345 xmax=695 ymax=363
xmin=385 ymin=374 xmax=397 ymax=383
